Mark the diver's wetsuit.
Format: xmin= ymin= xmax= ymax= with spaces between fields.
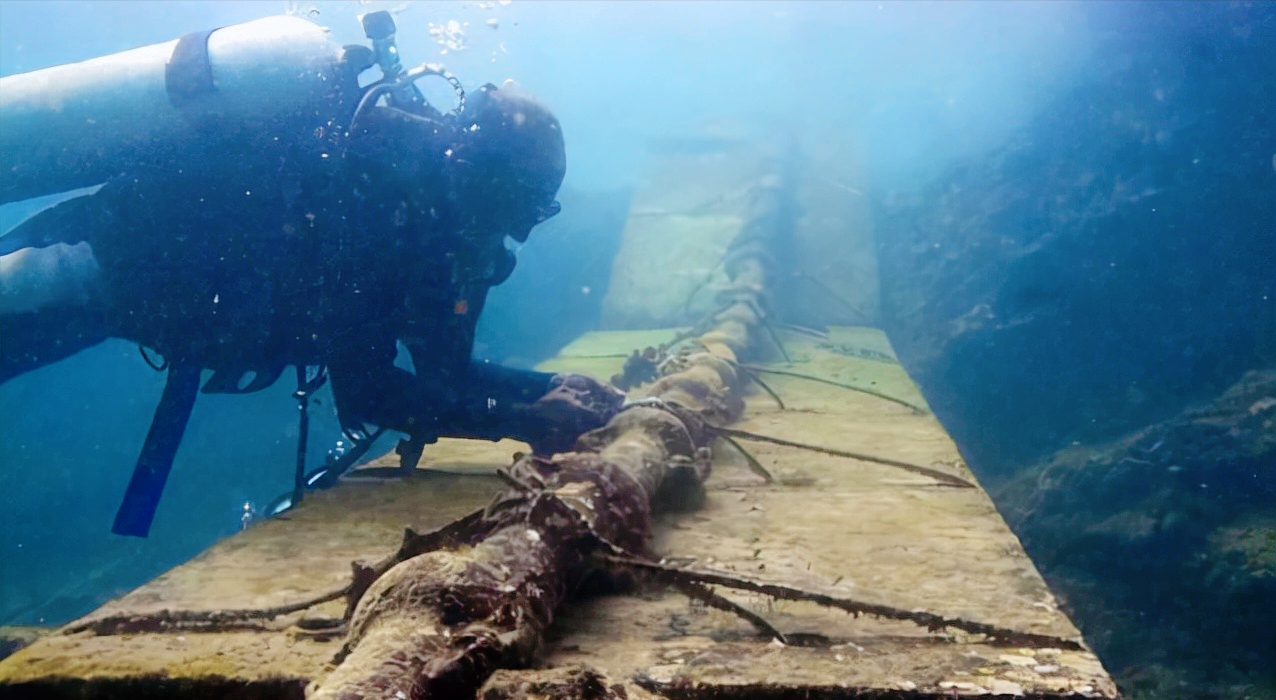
xmin=0 ymin=93 xmax=586 ymax=460
xmin=0 ymin=22 xmax=619 ymax=538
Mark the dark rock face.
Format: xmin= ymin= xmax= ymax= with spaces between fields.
xmin=997 ymin=370 xmax=1276 ymax=695
xmin=874 ymin=1 xmax=1276 ymax=694
xmin=877 ymin=1 xmax=1276 ymax=480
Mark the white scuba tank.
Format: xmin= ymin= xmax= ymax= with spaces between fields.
xmin=0 ymin=15 xmax=349 ymax=205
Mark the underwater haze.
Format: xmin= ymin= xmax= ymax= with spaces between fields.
xmin=1 ymin=1 xmax=1274 ymax=698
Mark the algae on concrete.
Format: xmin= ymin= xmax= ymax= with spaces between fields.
xmin=0 ymin=329 xmax=1117 ymax=698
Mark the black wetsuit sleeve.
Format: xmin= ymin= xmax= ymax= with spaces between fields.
xmin=327 ymin=331 xmax=427 ymax=435
xmin=404 ymin=281 xmax=558 ymax=443
xmin=421 ymin=358 xmax=557 ymax=443
xmin=327 ymin=348 xmax=557 ymax=441
xmin=325 ymin=278 xmax=556 ymax=442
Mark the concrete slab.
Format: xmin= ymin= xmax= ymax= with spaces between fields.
xmin=0 ymin=328 xmax=1116 ymax=698
xmin=600 ymin=147 xmax=768 ymax=330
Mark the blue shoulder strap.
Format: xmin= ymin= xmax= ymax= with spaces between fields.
xmin=111 ymin=361 xmax=201 ymax=537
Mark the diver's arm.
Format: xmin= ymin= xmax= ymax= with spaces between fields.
xmin=324 ymin=319 xmax=560 ymax=442
xmin=400 ymin=299 xmax=560 ymax=447
xmin=327 ymin=332 xmax=431 ymax=436
xmin=424 ymin=360 xmax=622 ymax=455
xmin=404 ymin=281 xmax=623 ymax=453
xmin=335 ymin=256 xmax=621 ymax=452
xmin=430 ymin=359 xmax=556 ymax=439
xmin=410 ymin=292 xmax=622 ymax=454
xmin=332 ymin=338 xmax=589 ymax=452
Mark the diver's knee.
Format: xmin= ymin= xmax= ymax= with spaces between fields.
xmin=0 ymin=308 xmax=110 ymax=384
xmin=0 ymin=241 xmax=104 ymax=315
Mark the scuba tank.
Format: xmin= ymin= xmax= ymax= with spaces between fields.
xmin=0 ymin=15 xmax=349 ymax=205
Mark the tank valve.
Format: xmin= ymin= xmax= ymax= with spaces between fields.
xmin=361 ymin=10 xmax=422 ymax=107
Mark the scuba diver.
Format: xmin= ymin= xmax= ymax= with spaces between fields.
xmin=0 ymin=13 xmax=623 ymax=536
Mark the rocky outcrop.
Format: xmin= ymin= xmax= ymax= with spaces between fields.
xmin=876 ymin=2 xmax=1276 ymax=481
xmin=871 ymin=3 xmax=1276 ymax=695
xmin=997 ymin=369 xmax=1276 ymax=697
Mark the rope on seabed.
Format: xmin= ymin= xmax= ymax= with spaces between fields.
xmin=64 ymin=509 xmax=491 ymax=637
xmin=606 ymin=554 xmax=1087 ymax=651
xmin=713 ymin=425 xmax=975 ymax=489
xmin=714 ymin=431 xmax=775 ymax=483
xmin=739 ymin=365 xmax=786 ymax=409
xmin=741 ymin=364 xmax=928 ymax=414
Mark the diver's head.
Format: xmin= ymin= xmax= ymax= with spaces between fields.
xmin=340 ymin=79 xmax=564 ymax=269
xmin=447 ymin=82 xmax=565 ymax=243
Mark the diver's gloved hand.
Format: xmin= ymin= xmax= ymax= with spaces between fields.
xmin=522 ymin=373 xmax=625 ymax=455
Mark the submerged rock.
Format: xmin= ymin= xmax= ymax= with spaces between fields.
xmin=997 ymin=369 xmax=1276 ymax=697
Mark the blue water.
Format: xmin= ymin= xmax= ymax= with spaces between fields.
xmin=1 ymin=2 xmax=1272 ymax=696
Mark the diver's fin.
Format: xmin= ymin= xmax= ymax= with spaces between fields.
xmin=111 ymin=361 xmax=201 ymax=537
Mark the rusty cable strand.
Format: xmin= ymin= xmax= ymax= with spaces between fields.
xmin=604 ymin=554 xmax=1086 ymax=651
xmin=62 ymin=586 xmax=350 ymax=636
xmin=65 ymin=509 xmax=493 ymax=637
xmin=740 ymin=364 xmax=927 ymax=414
xmin=511 ymin=424 xmax=970 ymax=651
xmin=672 ymin=579 xmax=787 ymax=644
xmin=740 ymin=367 xmax=786 ymax=409
xmin=713 ymin=425 xmax=975 ymax=489
xmin=759 ymin=314 xmax=792 ymax=363
xmin=792 ymin=270 xmax=875 ymax=325
xmin=342 ymin=507 xmax=494 ymax=619
xmin=713 ymin=431 xmax=775 ymax=484
xmin=568 ymin=510 xmax=794 ymax=646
